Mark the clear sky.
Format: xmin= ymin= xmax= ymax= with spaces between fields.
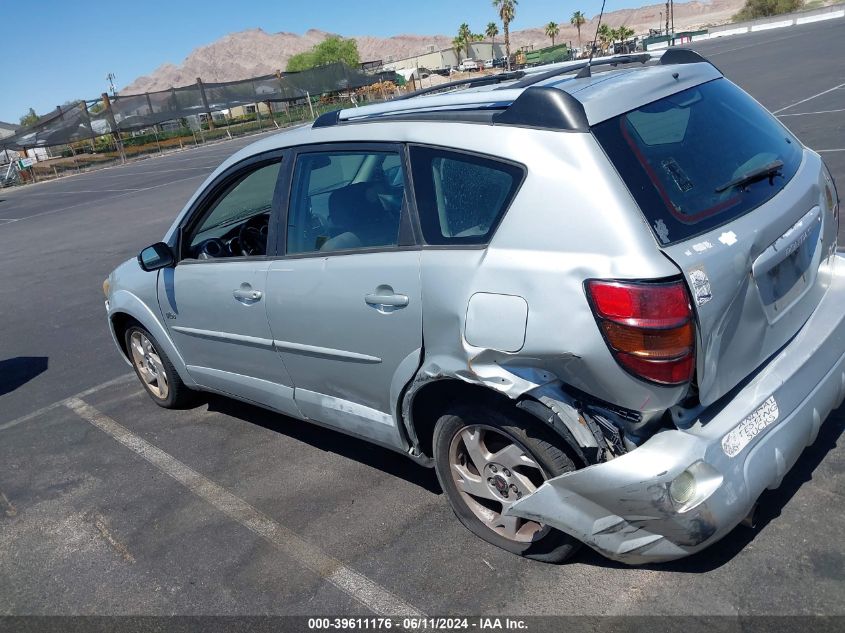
xmin=0 ymin=0 xmax=649 ymax=123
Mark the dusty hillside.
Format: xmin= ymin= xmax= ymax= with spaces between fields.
xmin=512 ymin=0 xmax=745 ymax=49
xmin=123 ymin=0 xmax=744 ymax=94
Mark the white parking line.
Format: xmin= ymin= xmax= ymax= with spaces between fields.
xmin=818 ymin=149 xmax=845 ymax=153
xmin=72 ymin=166 xmax=218 ymax=179
xmin=705 ymin=29 xmax=813 ymax=56
xmin=778 ymin=108 xmax=845 ymax=117
xmin=23 ymin=188 xmax=142 ymax=195
xmin=0 ymin=173 xmax=206 ymax=225
xmin=64 ymin=397 xmax=424 ymax=617
xmin=773 ymin=82 xmax=845 ymax=114
xmin=0 ymin=373 xmax=135 ymax=432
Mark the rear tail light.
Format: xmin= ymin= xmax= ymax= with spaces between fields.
xmin=585 ymin=279 xmax=695 ymax=386
xmin=823 ymin=166 xmax=839 ymax=237
xmin=825 ymin=178 xmax=839 ymax=233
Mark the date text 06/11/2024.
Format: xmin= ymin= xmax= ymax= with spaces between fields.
xmin=307 ymin=617 xmax=529 ymax=630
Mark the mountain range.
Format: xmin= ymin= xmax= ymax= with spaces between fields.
xmin=123 ymin=0 xmax=745 ymax=94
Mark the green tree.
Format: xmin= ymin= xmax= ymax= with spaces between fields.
xmin=493 ymin=0 xmax=518 ymax=70
xmin=597 ymin=24 xmax=613 ymax=52
xmin=286 ymin=35 xmax=360 ymax=72
xmin=545 ymin=21 xmax=560 ymax=46
xmin=570 ymin=11 xmax=587 ymax=47
xmin=734 ymin=0 xmax=802 ymax=20
xmin=617 ymin=25 xmax=634 ymax=45
xmin=457 ymin=23 xmax=473 ymax=58
xmin=485 ymin=21 xmax=499 ymax=47
xmin=19 ymin=107 xmax=38 ymax=127
xmin=452 ymin=36 xmax=465 ymax=64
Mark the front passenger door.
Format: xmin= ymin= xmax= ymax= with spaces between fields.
xmin=157 ymin=152 xmax=301 ymax=418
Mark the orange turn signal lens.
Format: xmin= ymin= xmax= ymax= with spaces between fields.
xmin=601 ymin=321 xmax=694 ymax=359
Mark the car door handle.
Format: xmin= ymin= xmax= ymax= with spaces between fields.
xmin=365 ymin=292 xmax=409 ymax=308
xmin=233 ymin=285 xmax=263 ymax=303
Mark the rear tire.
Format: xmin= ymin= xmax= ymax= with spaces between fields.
xmin=124 ymin=325 xmax=195 ymax=409
xmin=433 ymin=403 xmax=581 ymax=563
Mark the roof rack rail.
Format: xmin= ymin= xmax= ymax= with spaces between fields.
xmin=574 ymin=53 xmax=651 ymax=79
xmin=395 ymin=70 xmax=526 ymax=100
xmin=508 ymin=54 xmax=651 ymax=89
xmin=311 ymin=50 xmax=718 ymax=131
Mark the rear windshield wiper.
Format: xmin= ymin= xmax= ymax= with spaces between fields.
xmin=715 ymin=159 xmax=784 ymax=193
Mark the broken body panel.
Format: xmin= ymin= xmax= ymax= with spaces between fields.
xmin=506 ymin=255 xmax=845 ymax=562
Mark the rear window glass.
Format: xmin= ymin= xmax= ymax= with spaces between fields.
xmin=409 ymin=146 xmax=525 ymax=245
xmin=592 ymin=78 xmax=802 ymax=245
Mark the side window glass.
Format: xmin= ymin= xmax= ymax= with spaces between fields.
xmin=186 ymin=161 xmax=281 ymax=260
xmin=409 ymin=147 xmax=524 ymax=245
xmin=286 ymin=151 xmax=404 ymax=254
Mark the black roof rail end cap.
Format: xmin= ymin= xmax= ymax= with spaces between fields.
xmin=313 ymin=109 xmax=341 ymax=128
xmin=659 ymin=49 xmax=710 ymax=65
xmin=492 ymin=86 xmax=589 ymax=132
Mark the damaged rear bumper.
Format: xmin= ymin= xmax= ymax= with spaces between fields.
xmin=506 ymin=255 xmax=845 ymax=564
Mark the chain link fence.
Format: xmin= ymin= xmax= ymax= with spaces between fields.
xmin=1 ymin=63 xmax=402 ymax=187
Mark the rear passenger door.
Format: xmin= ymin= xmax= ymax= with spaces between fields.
xmin=264 ymin=144 xmax=421 ymax=449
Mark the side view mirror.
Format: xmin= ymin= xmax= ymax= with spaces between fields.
xmin=138 ymin=242 xmax=175 ymax=272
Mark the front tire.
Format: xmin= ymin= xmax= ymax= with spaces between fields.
xmin=433 ymin=404 xmax=581 ymax=563
xmin=125 ymin=325 xmax=194 ymax=409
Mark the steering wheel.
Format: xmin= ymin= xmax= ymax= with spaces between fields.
xmin=238 ymin=215 xmax=269 ymax=256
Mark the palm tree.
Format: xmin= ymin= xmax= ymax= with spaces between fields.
xmin=486 ymin=21 xmax=499 ymax=46
xmin=486 ymin=21 xmax=499 ymax=59
xmin=493 ymin=0 xmax=518 ymax=70
xmin=452 ymin=35 xmax=464 ymax=64
xmin=617 ymin=25 xmax=634 ymax=48
xmin=597 ymin=23 xmax=613 ymax=53
xmin=545 ymin=21 xmax=560 ymax=47
xmin=570 ymin=11 xmax=586 ymax=48
xmin=457 ymin=22 xmax=475 ymax=59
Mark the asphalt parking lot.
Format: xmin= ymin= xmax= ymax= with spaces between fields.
xmin=1 ymin=18 xmax=843 ymax=619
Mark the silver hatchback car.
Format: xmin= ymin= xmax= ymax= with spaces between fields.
xmin=104 ymin=50 xmax=843 ymax=564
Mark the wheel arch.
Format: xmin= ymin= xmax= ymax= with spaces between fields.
xmin=403 ymin=375 xmax=614 ymax=469
xmin=403 ymin=378 xmax=513 ymax=461
xmin=107 ymin=290 xmax=196 ymax=388
xmin=402 ymin=377 xmax=588 ymax=464
xmin=110 ymin=311 xmax=142 ymax=360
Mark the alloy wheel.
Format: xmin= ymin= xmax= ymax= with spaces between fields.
xmin=129 ymin=331 xmax=169 ymax=400
xmin=448 ymin=424 xmax=550 ymax=543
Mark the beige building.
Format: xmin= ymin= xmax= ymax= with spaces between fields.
xmin=225 ymin=102 xmax=274 ymax=119
xmin=383 ymin=41 xmax=506 ymax=72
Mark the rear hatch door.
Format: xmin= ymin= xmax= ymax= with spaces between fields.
xmin=592 ymin=77 xmax=837 ymax=405
xmin=661 ymin=155 xmax=832 ymax=405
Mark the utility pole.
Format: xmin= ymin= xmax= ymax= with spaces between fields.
xmin=106 ymin=73 xmax=117 ymax=97
xmin=80 ymin=101 xmax=96 ymax=153
xmin=196 ymin=77 xmax=215 ymax=130
xmin=101 ymin=92 xmax=125 ymax=164
xmin=670 ymin=0 xmax=675 ymax=41
xmin=275 ymin=70 xmax=291 ymax=121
